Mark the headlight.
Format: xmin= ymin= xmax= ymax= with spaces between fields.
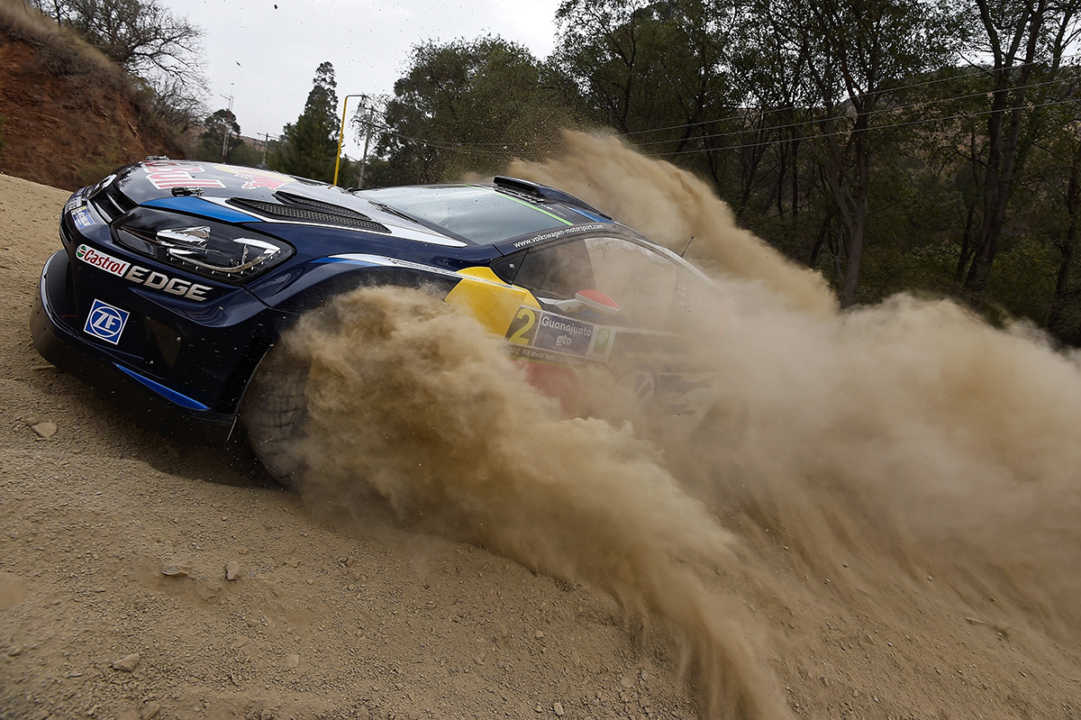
xmin=114 ymin=208 xmax=293 ymax=283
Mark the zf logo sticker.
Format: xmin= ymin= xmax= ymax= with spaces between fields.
xmin=83 ymin=299 xmax=130 ymax=345
xmin=506 ymin=306 xmax=538 ymax=345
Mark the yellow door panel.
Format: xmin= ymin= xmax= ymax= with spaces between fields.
xmin=445 ymin=266 xmax=541 ymax=336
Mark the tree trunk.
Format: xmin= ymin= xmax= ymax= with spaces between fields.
xmin=955 ymin=201 xmax=977 ymax=282
xmin=776 ymin=137 xmax=787 ymax=218
xmin=1048 ymin=138 xmax=1081 ymax=337
xmin=736 ymin=115 xmax=768 ymax=218
xmin=840 ymin=209 xmax=866 ymax=306
xmin=808 ymin=210 xmax=832 ymax=267
xmin=964 ymin=0 xmax=1048 ymax=292
xmin=791 ymin=135 xmax=800 ymax=218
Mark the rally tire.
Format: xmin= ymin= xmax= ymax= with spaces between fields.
xmin=240 ymin=345 xmax=309 ymax=489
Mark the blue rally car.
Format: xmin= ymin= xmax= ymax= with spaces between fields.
xmin=31 ymin=159 xmax=708 ymax=482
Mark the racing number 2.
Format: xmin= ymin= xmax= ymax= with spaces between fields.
xmin=506 ymin=306 xmax=538 ymax=345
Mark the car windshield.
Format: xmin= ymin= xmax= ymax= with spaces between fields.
xmin=357 ymin=185 xmax=569 ymax=244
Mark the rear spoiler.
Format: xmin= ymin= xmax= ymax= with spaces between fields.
xmin=493 ymin=176 xmax=612 ymax=220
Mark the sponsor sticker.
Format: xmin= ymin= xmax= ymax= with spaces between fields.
xmin=76 ymin=244 xmax=130 ymax=278
xmin=144 ymin=161 xmax=225 ymax=191
xmin=510 ymin=223 xmax=606 ymax=250
xmin=75 ymin=244 xmax=212 ymax=301
xmin=505 ymin=306 xmax=595 ymax=357
xmin=216 ymin=165 xmax=294 ymax=191
xmin=534 ymin=312 xmax=594 ymax=355
xmin=83 ymin=299 xmax=129 ymax=345
xmin=71 ymin=205 xmax=94 ymax=229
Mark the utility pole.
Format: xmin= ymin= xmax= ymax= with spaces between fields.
xmin=219 ymin=93 xmax=234 ymax=162
xmin=220 ymin=126 xmax=230 ymax=162
xmin=333 ymin=93 xmax=381 ymax=186
xmin=260 ymin=132 xmax=271 ymax=168
xmin=358 ymin=103 xmax=377 ymax=189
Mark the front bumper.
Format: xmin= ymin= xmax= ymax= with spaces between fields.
xmin=31 ymin=247 xmax=275 ymax=435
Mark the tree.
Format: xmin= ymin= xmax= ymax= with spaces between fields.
xmin=272 ymin=61 xmax=340 ymax=182
xmin=197 ymin=108 xmax=240 ymax=162
xmin=554 ymin=0 xmax=734 ymax=140
xmin=30 ymin=0 xmax=205 ymax=139
xmin=959 ymin=0 xmax=1081 ymax=292
xmin=376 ymin=36 xmax=579 ymax=183
xmin=348 ymin=94 xmax=389 ymax=189
xmin=227 ymin=140 xmax=264 ymax=168
xmin=142 ymin=74 xmax=203 ymax=134
xmin=56 ymin=0 xmax=202 ymax=84
xmin=751 ymin=0 xmax=963 ymax=305
xmin=1036 ymin=112 xmax=1081 ymax=340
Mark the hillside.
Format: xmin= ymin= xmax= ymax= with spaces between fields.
xmin=0 ymin=1 xmax=182 ymax=190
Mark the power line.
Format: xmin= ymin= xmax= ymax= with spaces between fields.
xmin=649 ymin=96 xmax=1081 ymax=158
xmin=617 ymin=50 xmax=1081 ymax=139
xmin=361 ymin=77 xmax=1080 ymax=160
xmin=631 ymin=76 xmax=1076 ymax=148
xmin=364 ymin=120 xmax=514 ymax=157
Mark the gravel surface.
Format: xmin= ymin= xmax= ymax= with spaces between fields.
xmin=0 ymin=173 xmax=693 ymax=720
xmin=2 ymin=172 xmax=1080 ymax=720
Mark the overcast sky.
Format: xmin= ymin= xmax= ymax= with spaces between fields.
xmin=162 ymin=0 xmax=564 ymax=157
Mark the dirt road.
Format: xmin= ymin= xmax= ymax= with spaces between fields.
xmin=2 ymin=170 xmax=1080 ymax=720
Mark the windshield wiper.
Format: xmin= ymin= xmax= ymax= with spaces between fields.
xmin=366 ymin=200 xmax=421 ymax=224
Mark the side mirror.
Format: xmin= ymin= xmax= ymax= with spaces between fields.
xmin=574 ymin=289 xmax=621 ymax=314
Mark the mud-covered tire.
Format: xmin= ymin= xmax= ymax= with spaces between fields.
xmin=240 ymin=345 xmax=309 ymax=488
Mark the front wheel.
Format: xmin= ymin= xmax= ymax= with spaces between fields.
xmin=240 ymin=344 xmax=310 ymax=488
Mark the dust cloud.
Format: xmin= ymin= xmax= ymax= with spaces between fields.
xmin=284 ymin=130 xmax=1081 ymax=718
xmin=506 ymin=131 xmax=837 ymax=317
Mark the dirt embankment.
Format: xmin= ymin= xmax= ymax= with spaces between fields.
xmin=0 ymin=1 xmax=182 ymax=191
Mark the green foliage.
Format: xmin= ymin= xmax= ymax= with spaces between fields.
xmin=374 ymin=36 xmax=580 ymax=183
xmin=554 ymin=0 xmax=734 ymax=135
xmin=227 ymin=141 xmax=263 ymax=168
xmin=191 ymin=108 xmax=241 ymax=162
xmin=270 ymin=61 xmax=340 ymax=182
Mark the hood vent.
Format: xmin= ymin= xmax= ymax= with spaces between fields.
xmin=89 ymin=180 xmax=136 ymax=223
xmin=228 ymin=192 xmax=390 ymax=233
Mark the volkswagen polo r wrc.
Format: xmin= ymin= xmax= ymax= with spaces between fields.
xmin=31 ymin=159 xmax=710 ymax=484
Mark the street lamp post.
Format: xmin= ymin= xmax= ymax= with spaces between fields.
xmin=333 ymin=93 xmax=366 ymax=187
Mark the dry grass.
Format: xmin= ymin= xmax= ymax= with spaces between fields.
xmin=0 ymin=0 xmax=126 ymax=82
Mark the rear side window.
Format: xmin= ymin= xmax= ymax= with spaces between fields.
xmin=583 ymin=236 xmax=683 ymax=327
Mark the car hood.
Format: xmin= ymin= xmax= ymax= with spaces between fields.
xmin=114 ymin=159 xmax=356 ymax=206
xmin=105 ymin=160 xmax=478 ymax=251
